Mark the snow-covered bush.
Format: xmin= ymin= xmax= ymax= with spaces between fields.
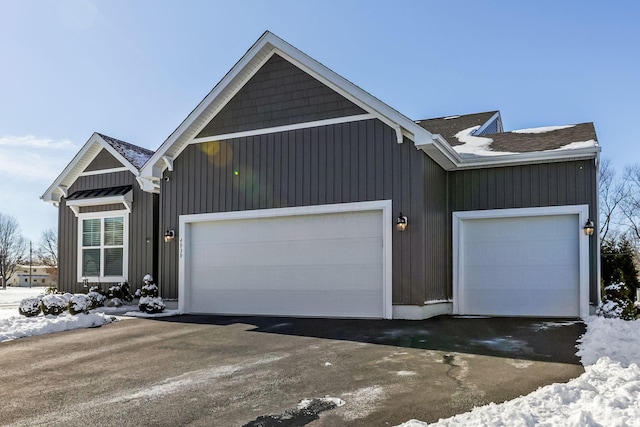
xmin=69 ymin=294 xmax=91 ymax=315
xmin=597 ymin=282 xmax=636 ymax=320
xmin=105 ymin=297 xmax=123 ymax=307
xmin=41 ymin=294 xmax=68 ymax=316
xmin=107 ymin=282 xmax=133 ymax=302
xmin=86 ymin=290 xmax=106 ymax=309
xmin=19 ymin=296 xmax=42 ymax=317
xmin=138 ymin=274 xmax=165 ymax=314
xmin=43 ymin=286 xmax=59 ymax=295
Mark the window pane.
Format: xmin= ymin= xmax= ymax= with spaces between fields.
xmin=104 ymin=248 xmax=123 ymax=276
xmin=104 ymin=217 xmax=124 ymax=246
xmin=82 ymin=249 xmax=101 ymax=276
xmin=82 ymin=219 xmax=101 ymax=247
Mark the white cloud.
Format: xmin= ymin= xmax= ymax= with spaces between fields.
xmin=0 ymin=135 xmax=77 ymax=181
xmin=0 ymin=135 xmax=78 ymax=241
xmin=0 ymin=135 xmax=75 ymax=149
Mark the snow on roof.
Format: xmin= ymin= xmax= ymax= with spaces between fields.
xmin=453 ymin=126 xmax=516 ymax=157
xmin=511 ymin=125 xmax=576 ymax=134
xmin=97 ymin=133 xmax=154 ymax=170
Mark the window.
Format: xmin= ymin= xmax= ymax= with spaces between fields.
xmin=78 ymin=212 xmax=128 ymax=281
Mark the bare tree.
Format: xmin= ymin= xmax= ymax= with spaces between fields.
xmin=621 ymin=164 xmax=640 ymax=244
xmin=599 ymin=158 xmax=628 ymax=241
xmin=0 ymin=214 xmax=28 ymax=290
xmin=37 ymin=228 xmax=58 ymax=266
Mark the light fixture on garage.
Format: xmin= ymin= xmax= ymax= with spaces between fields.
xmin=583 ymin=219 xmax=595 ymax=236
xmin=164 ymin=229 xmax=175 ymax=243
xmin=396 ymin=213 xmax=408 ymax=232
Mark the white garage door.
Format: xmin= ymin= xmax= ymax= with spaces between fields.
xmin=182 ymin=207 xmax=387 ymax=318
xmin=457 ymin=213 xmax=582 ymax=317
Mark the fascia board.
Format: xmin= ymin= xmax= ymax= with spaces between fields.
xmin=41 ymin=133 xmax=104 ymax=203
xmin=452 ymin=146 xmax=601 ymax=170
xmin=94 ymin=134 xmax=141 ymax=176
xmin=269 ymin=41 xmax=432 ymax=142
xmin=140 ymin=33 xmax=277 ymax=179
xmin=140 ymin=31 xmax=435 ymax=178
xmin=42 ymin=133 xmax=139 ymax=203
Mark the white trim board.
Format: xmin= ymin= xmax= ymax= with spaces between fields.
xmin=191 ymin=114 xmax=374 ymax=146
xmin=452 ymin=205 xmax=591 ymax=318
xmin=178 ymin=200 xmax=393 ymax=319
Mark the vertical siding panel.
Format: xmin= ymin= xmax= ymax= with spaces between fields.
xmin=309 ymin=127 xmax=319 ymax=206
xmin=358 ymin=121 xmax=368 ymax=200
xmin=266 ymin=133 xmax=275 ymax=208
xmin=334 ymin=124 xmax=343 ymax=202
xmin=317 ymin=126 xmax=326 ymax=205
xmin=350 ymin=122 xmax=359 ymax=202
xmin=295 ymin=129 xmax=304 ymax=205
xmin=324 ymin=126 xmax=334 ymax=204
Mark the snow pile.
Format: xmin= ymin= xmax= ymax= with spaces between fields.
xmin=576 ymin=316 xmax=640 ymax=367
xmin=396 ymin=317 xmax=640 ymax=427
xmin=0 ymin=312 xmax=115 ymax=342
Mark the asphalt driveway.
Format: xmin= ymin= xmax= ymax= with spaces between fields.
xmin=0 ymin=315 xmax=585 ymax=426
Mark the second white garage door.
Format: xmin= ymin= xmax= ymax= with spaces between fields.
xmin=454 ymin=206 xmax=589 ymax=317
xmin=180 ymin=203 xmax=391 ymax=318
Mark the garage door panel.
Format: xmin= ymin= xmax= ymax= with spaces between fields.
xmin=192 ymin=212 xmax=382 ymax=245
xmin=190 ymin=288 xmax=383 ymax=318
xmin=190 ymin=237 xmax=382 ymax=268
xmin=465 ymin=241 xmax=577 ymax=267
xmin=463 ymin=289 xmax=578 ymax=317
xmin=185 ymin=208 xmax=385 ymax=318
xmin=192 ymin=264 xmax=383 ymax=290
xmin=458 ymin=213 xmax=581 ymax=317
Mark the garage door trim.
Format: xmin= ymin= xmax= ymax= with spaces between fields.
xmin=178 ymin=200 xmax=393 ymax=319
xmin=452 ymin=205 xmax=590 ymax=317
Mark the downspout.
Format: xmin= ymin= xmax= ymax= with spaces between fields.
xmin=595 ymin=152 xmax=602 ymax=308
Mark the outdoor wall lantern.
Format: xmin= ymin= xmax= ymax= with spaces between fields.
xmin=583 ymin=219 xmax=595 ymax=236
xmin=396 ymin=213 xmax=408 ymax=232
xmin=82 ymin=276 xmax=89 ymax=288
xmin=164 ymin=229 xmax=176 ymax=243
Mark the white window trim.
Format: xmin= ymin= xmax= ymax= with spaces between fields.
xmin=77 ymin=210 xmax=129 ymax=283
xmin=452 ymin=205 xmax=591 ymax=318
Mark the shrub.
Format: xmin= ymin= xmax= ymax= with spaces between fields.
xmin=44 ymin=286 xmax=59 ymax=295
xmin=41 ymin=294 xmax=68 ymax=316
xmin=69 ymin=294 xmax=91 ymax=315
xmin=86 ymin=290 xmax=106 ymax=309
xmin=19 ymin=297 xmax=42 ymax=317
xmin=597 ymin=281 xmax=636 ymax=320
xmin=139 ymin=296 xmax=166 ymax=314
xmin=138 ymin=274 xmax=165 ymax=314
xmin=107 ymin=282 xmax=133 ymax=303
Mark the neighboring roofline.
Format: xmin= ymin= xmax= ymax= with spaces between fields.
xmin=140 ymin=31 xmax=435 ymax=180
xmin=474 ymin=111 xmax=502 ymax=135
xmin=41 ymin=133 xmax=142 ymax=204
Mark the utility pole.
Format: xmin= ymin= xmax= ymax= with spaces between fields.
xmin=29 ymin=241 xmax=32 ymax=289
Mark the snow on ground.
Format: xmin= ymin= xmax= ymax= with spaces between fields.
xmin=397 ymin=316 xmax=640 ymax=427
xmin=0 ymin=286 xmax=177 ymax=342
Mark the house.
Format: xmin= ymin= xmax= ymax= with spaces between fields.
xmin=7 ymin=265 xmax=57 ymax=287
xmin=42 ymin=32 xmax=600 ymax=319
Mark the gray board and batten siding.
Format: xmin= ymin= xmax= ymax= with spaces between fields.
xmin=58 ymin=168 xmax=158 ymax=293
xmin=448 ymin=159 xmax=599 ymax=303
xmin=196 ymin=54 xmax=367 ymax=138
xmin=159 ymin=118 xmax=450 ymax=305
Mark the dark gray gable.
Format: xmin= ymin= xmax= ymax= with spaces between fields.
xmin=196 ymin=54 xmax=366 ymax=138
xmin=84 ymin=148 xmax=124 ymax=172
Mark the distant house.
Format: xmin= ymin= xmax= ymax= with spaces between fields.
xmin=8 ymin=265 xmax=57 ymax=287
xmin=42 ymin=32 xmax=600 ymax=319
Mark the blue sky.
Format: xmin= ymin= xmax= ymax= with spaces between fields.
xmin=1 ymin=0 xmax=639 ymax=242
